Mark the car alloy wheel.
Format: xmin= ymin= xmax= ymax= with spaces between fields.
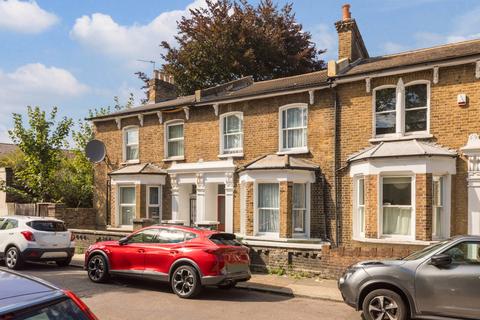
xmin=6 ymin=248 xmax=18 ymax=269
xmin=173 ymin=267 xmax=195 ymax=296
xmin=88 ymin=256 xmax=106 ymax=282
xmin=368 ymin=295 xmax=399 ymax=320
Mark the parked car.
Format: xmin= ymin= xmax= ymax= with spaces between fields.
xmin=338 ymin=235 xmax=480 ymax=320
xmin=0 ymin=216 xmax=75 ymax=270
xmin=84 ymin=225 xmax=251 ymax=298
xmin=0 ymin=267 xmax=97 ymax=319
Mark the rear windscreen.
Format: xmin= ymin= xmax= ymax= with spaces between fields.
xmin=27 ymin=221 xmax=67 ymax=232
xmin=209 ymin=233 xmax=242 ymax=246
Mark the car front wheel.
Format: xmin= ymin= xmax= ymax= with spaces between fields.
xmin=171 ymin=265 xmax=202 ymax=299
xmin=87 ymin=254 xmax=110 ymax=283
xmin=362 ymin=289 xmax=408 ymax=320
xmin=5 ymin=247 xmax=24 ymax=270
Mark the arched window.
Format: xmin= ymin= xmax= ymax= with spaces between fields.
xmin=220 ymin=112 xmax=243 ymax=155
xmin=123 ymin=126 xmax=139 ymax=162
xmin=279 ymin=103 xmax=308 ymax=153
xmin=164 ymin=120 xmax=184 ymax=159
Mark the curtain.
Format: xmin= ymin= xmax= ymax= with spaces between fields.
xmin=168 ymin=140 xmax=184 ymax=157
xmin=223 ymin=115 xmax=242 ymax=151
xmin=126 ymin=129 xmax=138 ymax=144
xmin=293 ymin=184 xmax=306 ymax=233
xmin=168 ymin=124 xmax=183 ymax=139
xmin=126 ymin=145 xmax=138 ymax=160
xmin=383 ymin=207 xmax=411 ymax=235
xmin=282 ymin=108 xmax=307 ymax=149
xmin=258 ymin=184 xmax=279 ymax=233
xmin=358 ymin=206 xmax=365 ymax=233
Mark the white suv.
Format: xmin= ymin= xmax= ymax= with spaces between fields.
xmin=0 ymin=216 xmax=75 ymax=269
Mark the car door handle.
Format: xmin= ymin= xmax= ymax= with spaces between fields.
xmin=137 ymin=249 xmax=145 ymax=253
xmin=170 ymin=250 xmax=179 ymax=255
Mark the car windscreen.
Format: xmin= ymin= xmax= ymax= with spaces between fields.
xmin=209 ymin=233 xmax=242 ymax=246
xmin=26 ymin=221 xmax=67 ymax=232
xmin=0 ymin=297 xmax=89 ymax=320
xmin=402 ymin=239 xmax=450 ymax=260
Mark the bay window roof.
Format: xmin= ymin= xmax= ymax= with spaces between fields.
xmin=241 ymin=154 xmax=319 ymax=171
xmin=348 ymin=140 xmax=456 ymax=163
xmin=109 ymin=163 xmax=167 ymax=175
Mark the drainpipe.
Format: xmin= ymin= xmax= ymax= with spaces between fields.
xmin=330 ymin=81 xmax=341 ymax=247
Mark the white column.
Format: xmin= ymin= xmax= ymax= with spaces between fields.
xmin=225 ymin=172 xmax=234 ymax=233
xmin=169 ymin=174 xmax=183 ymax=224
xmin=462 ymin=134 xmax=480 ymax=235
xmin=195 ymin=173 xmax=206 ymax=224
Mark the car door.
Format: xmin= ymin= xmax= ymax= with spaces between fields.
xmin=108 ymin=230 xmax=156 ymax=274
xmin=0 ymin=218 xmax=6 ymax=253
xmin=415 ymin=240 xmax=480 ymax=319
xmin=143 ymin=228 xmax=186 ymax=276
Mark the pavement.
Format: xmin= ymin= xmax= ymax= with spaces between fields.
xmin=20 ymin=264 xmax=360 ymax=320
xmin=71 ymin=254 xmax=343 ymax=302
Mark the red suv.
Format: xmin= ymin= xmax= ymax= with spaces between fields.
xmin=84 ymin=225 xmax=251 ymax=298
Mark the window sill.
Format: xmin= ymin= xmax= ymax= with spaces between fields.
xmin=218 ymin=152 xmax=244 ymax=159
xmin=121 ymin=160 xmax=140 ymax=165
xmin=163 ymin=156 xmax=185 ymax=162
xmin=277 ymin=148 xmax=309 ymax=155
xmin=369 ymin=133 xmax=433 ymax=143
xmin=352 ymin=236 xmax=436 ymax=246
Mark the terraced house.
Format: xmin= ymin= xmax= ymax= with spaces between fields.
xmin=89 ymin=5 xmax=480 ymax=274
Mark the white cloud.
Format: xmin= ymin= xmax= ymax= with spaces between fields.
xmin=0 ymin=63 xmax=89 ymax=142
xmin=0 ymin=0 xmax=58 ymax=34
xmin=311 ymin=23 xmax=336 ymax=61
xmin=70 ymin=0 xmax=207 ymax=64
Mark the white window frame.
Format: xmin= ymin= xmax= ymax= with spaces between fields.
xmin=372 ymin=79 xmax=430 ymax=139
xmin=219 ymin=112 xmax=243 ymax=156
xmin=278 ymin=103 xmax=308 ymax=154
xmin=432 ymin=175 xmax=451 ymax=240
xmin=379 ymin=174 xmax=416 ymax=241
xmin=164 ymin=120 xmax=184 ymax=160
xmin=254 ymin=182 xmax=281 ymax=238
xmin=117 ymin=185 xmax=136 ymax=228
xmin=353 ymin=175 xmax=366 ymax=239
xmin=292 ymin=183 xmax=311 ymax=238
xmin=122 ymin=126 xmax=139 ymax=163
xmin=147 ymin=185 xmax=162 ymax=222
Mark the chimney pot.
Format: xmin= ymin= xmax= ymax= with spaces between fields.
xmin=342 ymin=4 xmax=351 ymax=21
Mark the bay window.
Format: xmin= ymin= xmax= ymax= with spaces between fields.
xmin=381 ymin=177 xmax=413 ymax=237
xmin=220 ymin=112 xmax=243 ymax=155
xmin=373 ymin=80 xmax=429 ymax=138
xmin=354 ymin=177 xmax=365 ymax=237
xmin=147 ymin=186 xmax=162 ymax=223
xmin=166 ymin=121 xmax=184 ymax=159
xmin=293 ymin=183 xmax=307 ymax=234
xmin=119 ymin=186 xmax=136 ymax=226
xmin=279 ymin=104 xmax=308 ymax=152
xmin=123 ymin=126 xmax=139 ymax=162
xmin=433 ymin=176 xmax=446 ymax=239
xmin=257 ymin=183 xmax=280 ymax=234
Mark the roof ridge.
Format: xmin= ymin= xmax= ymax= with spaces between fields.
xmin=371 ymin=38 xmax=480 ymax=60
xmin=249 ymin=70 xmax=327 ymax=86
xmin=369 ymin=142 xmax=384 ymax=157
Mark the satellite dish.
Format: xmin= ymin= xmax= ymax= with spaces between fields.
xmin=85 ymin=139 xmax=106 ymax=163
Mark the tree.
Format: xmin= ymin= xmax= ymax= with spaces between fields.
xmin=159 ymin=0 xmax=325 ymax=95
xmin=8 ymin=106 xmax=72 ymax=203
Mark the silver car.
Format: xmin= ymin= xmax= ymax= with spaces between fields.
xmin=338 ymin=235 xmax=480 ymax=320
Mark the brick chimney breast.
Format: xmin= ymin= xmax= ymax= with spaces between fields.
xmin=148 ymin=69 xmax=177 ymax=104
xmin=335 ymin=4 xmax=369 ymax=62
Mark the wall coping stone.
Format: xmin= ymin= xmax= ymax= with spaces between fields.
xmin=69 ymin=228 xmax=130 ymax=237
xmin=243 ymin=239 xmax=328 ymax=250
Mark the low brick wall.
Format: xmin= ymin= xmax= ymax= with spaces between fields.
xmin=248 ymin=243 xmax=423 ymax=279
xmin=70 ymin=229 xmax=129 ymax=253
xmin=48 ymin=205 xmax=97 ymax=229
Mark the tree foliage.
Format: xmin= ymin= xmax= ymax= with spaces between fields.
xmin=160 ymin=0 xmax=325 ymax=95
xmin=7 ymin=106 xmax=72 ymax=203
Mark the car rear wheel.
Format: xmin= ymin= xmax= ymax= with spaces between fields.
xmin=56 ymin=257 xmax=72 ymax=267
xmin=362 ymin=289 xmax=408 ymax=320
xmin=171 ymin=265 xmax=202 ymax=299
xmin=5 ymin=247 xmax=24 ymax=270
xmin=87 ymin=254 xmax=109 ymax=283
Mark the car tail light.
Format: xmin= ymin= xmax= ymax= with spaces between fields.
xmin=70 ymin=232 xmax=75 ymax=242
xmin=63 ymin=290 xmax=98 ymax=320
xmin=21 ymin=231 xmax=35 ymax=242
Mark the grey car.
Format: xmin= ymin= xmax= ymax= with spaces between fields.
xmin=338 ymin=235 xmax=480 ymax=320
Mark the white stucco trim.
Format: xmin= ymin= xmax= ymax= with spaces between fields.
xmin=110 ymin=174 xmax=166 ymax=186
xmin=168 ymin=159 xmax=235 ymax=174
xmin=349 ymin=156 xmax=456 ymax=177
xmin=239 ymin=169 xmax=315 ymax=183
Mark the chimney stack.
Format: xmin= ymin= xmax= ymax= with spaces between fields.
xmin=334 ymin=4 xmax=369 ymax=62
xmin=148 ymin=69 xmax=177 ymax=104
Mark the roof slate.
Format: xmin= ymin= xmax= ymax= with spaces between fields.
xmin=109 ymin=163 xmax=166 ymax=175
xmin=347 ymin=140 xmax=457 ymax=162
xmin=242 ymin=154 xmax=319 ymax=171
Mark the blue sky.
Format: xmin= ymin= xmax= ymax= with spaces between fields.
xmin=1 ymin=0 xmax=479 ymax=143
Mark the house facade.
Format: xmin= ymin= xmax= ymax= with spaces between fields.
xmin=90 ymin=4 xmax=480 ymax=273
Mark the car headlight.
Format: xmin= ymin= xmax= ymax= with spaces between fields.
xmin=339 ymin=269 xmax=357 ymax=285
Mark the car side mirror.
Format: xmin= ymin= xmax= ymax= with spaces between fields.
xmin=118 ymin=237 xmax=129 ymax=245
xmin=430 ymin=253 xmax=452 ymax=267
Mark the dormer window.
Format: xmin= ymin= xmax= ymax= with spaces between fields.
xmin=373 ymin=79 xmax=430 ymax=138
xmin=279 ymin=103 xmax=308 ymax=153
xmin=123 ymin=126 xmax=139 ymax=162
xmin=220 ymin=112 xmax=243 ymax=156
